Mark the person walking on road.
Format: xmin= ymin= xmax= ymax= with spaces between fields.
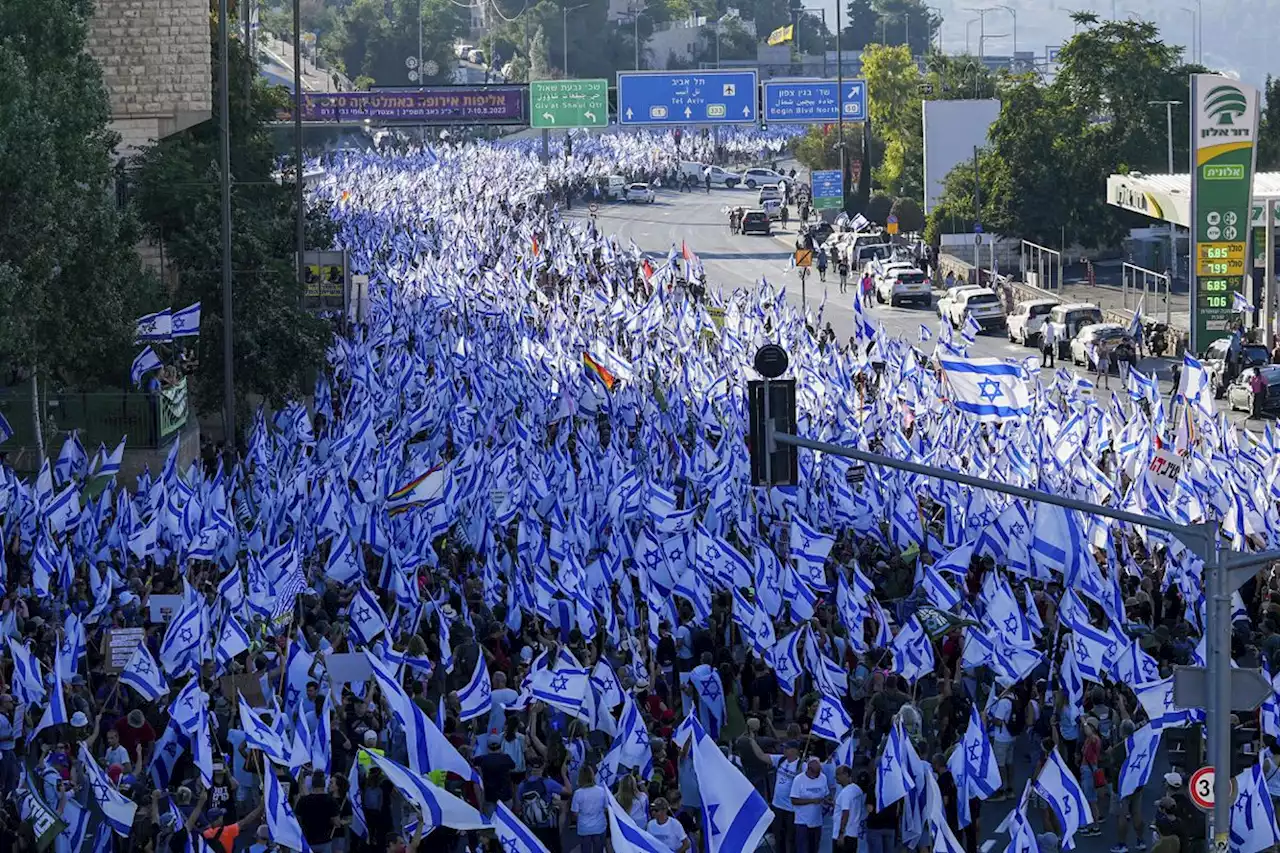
xmin=1094 ymin=346 xmax=1111 ymax=390
xmin=781 ymin=206 xmax=790 ymax=229
xmin=704 ymin=168 xmax=712 ymax=194
xmin=1040 ymin=320 xmax=1057 ymax=368
xmin=838 ymin=256 xmax=850 ymax=294
xmin=817 ymin=248 xmax=828 ymax=282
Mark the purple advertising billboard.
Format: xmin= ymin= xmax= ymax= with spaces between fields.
xmin=292 ymin=87 xmax=527 ymax=125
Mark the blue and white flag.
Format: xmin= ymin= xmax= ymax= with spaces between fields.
xmin=1033 ymin=748 xmax=1089 ymax=849
xmin=135 ymin=309 xmax=172 ymax=342
xmin=0 ymin=410 xmax=12 ymax=444
xmin=876 ymin=721 xmax=917 ymax=809
xmin=264 ymin=762 xmax=311 ymax=852
xmin=674 ymin=715 xmax=774 ymax=853
xmin=362 ymin=748 xmax=490 ymax=831
xmin=29 ymin=658 xmax=67 ymax=742
xmin=365 ymin=651 xmax=479 ymax=782
xmin=130 ymin=346 xmax=163 ymax=386
xmin=606 ymin=788 xmax=670 ymax=853
xmin=768 ymin=628 xmax=804 ymax=697
xmin=79 ymin=743 xmax=137 ymax=835
xmin=215 ymin=615 xmax=251 ymax=668
xmin=1232 ymin=762 xmax=1280 ymax=853
xmin=347 ymin=757 xmax=367 ymax=839
xmin=810 ymin=694 xmax=852 ymax=743
xmin=171 ymin=301 xmax=202 ymax=337
xmin=524 ymin=666 xmax=590 ymax=720
xmin=948 ymin=705 xmax=1001 ymax=801
xmin=1234 ymin=291 xmax=1257 ymax=314
xmin=348 ymin=584 xmax=387 ymax=645
xmin=7 ymin=639 xmax=45 ymax=705
xmin=938 ymin=356 xmax=1033 ymax=421
xmin=237 ymin=693 xmax=291 ymax=766
xmin=455 ymin=651 xmax=492 ymax=723
xmin=119 ymin=640 xmax=169 ymax=701
xmin=494 ymin=802 xmax=551 ymax=853
xmin=1117 ymin=724 xmax=1161 ymax=798
xmin=789 ymin=517 xmax=834 ymax=590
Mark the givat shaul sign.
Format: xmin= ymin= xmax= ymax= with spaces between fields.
xmin=1189 ymin=74 xmax=1260 ymax=351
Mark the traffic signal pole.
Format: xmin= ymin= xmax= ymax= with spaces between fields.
xmin=753 ymin=357 xmax=1280 ymax=841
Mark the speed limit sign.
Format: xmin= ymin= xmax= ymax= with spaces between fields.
xmin=588 ymin=202 xmax=599 ymax=214
xmin=1190 ymin=766 xmax=1215 ymax=810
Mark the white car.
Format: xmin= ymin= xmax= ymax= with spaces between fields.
xmin=761 ymin=198 xmax=783 ymax=220
xmin=1044 ymin=303 xmax=1104 ymax=358
xmin=1006 ymin=298 xmax=1061 ymax=346
xmin=625 ymin=183 xmax=655 ymax=203
xmin=945 ymin=288 xmax=1006 ymax=332
xmin=874 ymin=265 xmax=931 ymax=308
xmin=757 ymin=184 xmax=782 ymax=205
xmin=1070 ymin=323 xmax=1136 ymax=369
xmin=741 ymin=168 xmax=784 ymax=189
xmin=936 ymin=285 xmax=985 ymax=319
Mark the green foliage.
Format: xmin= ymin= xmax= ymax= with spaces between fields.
xmin=0 ymin=0 xmax=161 ymax=391
xmin=844 ymin=0 xmax=937 ymax=55
xmin=132 ymin=19 xmax=333 ymax=423
xmin=923 ymin=53 xmax=999 ymax=100
xmin=792 ymin=125 xmax=861 ymax=172
xmin=890 ymin=197 xmax=924 ymax=233
xmin=866 ymin=193 xmax=893 ymax=223
xmin=322 ymin=0 xmax=466 ymax=85
xmin=860 ymin=44 xmax=922 ymax=198
xmin=487 ymin=0 xmax=635 ymax=78
xmin=930 ymin=17 xmax=1203 ymax=250
xmin=1259 ymin=76 xmax=1280 ymax=172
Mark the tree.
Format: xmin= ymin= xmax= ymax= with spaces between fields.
xmin=860 ymin=44 xmax=923 ymax=198
xmin=1259 ymin=76 xmax=1280 ymax=172
xmin=133 ymin=13 xmax=333 ymax=425
xmin=0 ymin=0 xmax=160 ymax=400
xmin=323 ymin=0 xmax=466 ymax=85
xmin=842 ymin=0 xmax=881 ymax=51
xmin=924 ymin=53 xmax=998 ymax=100
xmin=890 ymin=197 xmax=925 ymax=232
xmin=793 ymin=125 xmax=861 ymax=172
xmin=843 ymin=0 xmax=936 ymax=54
xmin=866 ymin=193 xmax=893 ymax=223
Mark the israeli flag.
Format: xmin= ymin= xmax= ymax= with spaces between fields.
xmin=789 ymin=517 xmax=835 ymax=590
xmin=810 ymin=694 xmax=852 ymax=743
xmin=237 ymin=693 xmax=291 ymax=766
xmin=1117 ymin=724 xmax=1161 ymax=798
xmin=674 ymin=715 xmax=774 ymax=853
xmin=876 ymin=721 xmax=917 ymax=810
xmin=768 ymin=628 xmax=804 ymax=697
xmin=171 ymin=301 xmax=201 ymax=337
xmin=1234 ymin=291 xmax=1257 ymax=314
xmin=29 ymin=658 xmax=67 ymax=742
xmin=938 ymin=355 xmax=1033 ymax=421
xmin=456 ymin=651 xmax=493 ymax=722
xmin=130 ymin=346 xmax=163 ymax=386
xmin=135 ymin=309 xmax=172 ymax=342
xmin=215 ymin=615 xmax=251 ymax=667
xmin=524 ymin=666 xmax=590 ymax=720
xmin=264 ymin=763 xmax=311 ymax=852
xmin=0 ymin=410 xmax=12 ymax=444
xmin=1033 ymin=747 xmax=1089 ymax=849
xmin=919 ymin=323 xmax=932 ymax=342
xmin=119 ymin=640 xmax=169 ymax=701
xmin=494 ymin=801 xmax=551 ymax=853
xmin=362 ymin=748 xmax=490 ymax=830
xmin=348 ymin=584 xmax=387 ymax=646
xmin=606 ymin=788 xmax=670 ymax=853
xmin=347 ymin=758 xmax=367 ymax=839
xmin=7 ymin=638 xmax=45 ymax=705
xmin=79 ymin=743 xmax=137 ymax=835
xmin=1231 ymin=762 xmax=1280 ymax=853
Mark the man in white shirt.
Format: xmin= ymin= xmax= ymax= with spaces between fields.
xmin=833 ymin=766 xmax=866 ymax=853
xmin=771 ymin=741 xmax=803 ymax=853
xmin=646 ymin=798 xmax=689 ymax=853
xmin=988 ymin=689 xmax=1017 ymax=800
xmin=790 ymin=757 xmax=830 ymax=853
xmin=1041 ymin=319 xmax=1057 ymax=368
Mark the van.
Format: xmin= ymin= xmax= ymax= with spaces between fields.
xmin=605 ymin=175 xmax=626 ymax=199
xmin=855 ymin=242 xmax=893 ymax=272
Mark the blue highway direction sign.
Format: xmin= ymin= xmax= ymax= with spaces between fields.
xmin=762 ymin=79 xmax=867 ymax=123
xmin=617 ymin=70 xmax=758 ymax=125
xmin=810 ymin=170 xmax=842 ymax=210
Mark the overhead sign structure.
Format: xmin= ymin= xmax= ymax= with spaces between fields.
xmin=762 ymin=79 xmax=866 ymax=123
xmin=617 ymin=70 xmax=758 ymax=125
xmin=810 ymin=169 xmax=842 ymax=211
xmin=288 ymin=87 xmax=527 ymax=125
xmin=1190 ymin=73 xmax=1260 ymax=352
xmin=530 ymin=79 xmax=609 ymax=128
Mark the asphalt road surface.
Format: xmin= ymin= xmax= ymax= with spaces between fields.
xmin=579 ymin=187 xmax=1266 ymax=431
xmin=573 ymin=186 xmax=1219 ymax=852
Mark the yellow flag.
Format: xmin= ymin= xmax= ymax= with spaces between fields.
xmin=767 ymin=24 xmax=794 ymax=46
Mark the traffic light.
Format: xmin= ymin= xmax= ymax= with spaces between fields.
xmin=747 ymin=345 xmax=798 ymax=487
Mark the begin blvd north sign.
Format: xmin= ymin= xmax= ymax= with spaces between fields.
xmin=530 ymin=79 xmax=609 ymax=129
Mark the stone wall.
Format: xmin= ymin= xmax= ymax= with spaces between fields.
xmin=85 ymin=0 xmax=213 ymax=156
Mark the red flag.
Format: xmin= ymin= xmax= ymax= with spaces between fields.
xmin=681 ymin=241 xmax=694 ymax=262
xmin=642 ymin=258 xmax=655 ymax=280
xmin=532 ymin=235 xmax=540 ymax=256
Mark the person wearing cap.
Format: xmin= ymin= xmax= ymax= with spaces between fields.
xmin=516 ymin=755 xmax=564 ymax=853
xmin=645 ymin=797 xmax=689 ymax=853
xmin=474 ymin=730 xmax=517 ymax=812
xmin=202 ymin=798 xmax=264 ymax=853
xmin=114 ymin=708 xmax=157 ymax=769
xmin=770 ymin=740 xmax=803 ymax=853
xmin=355 ymin=729 xmax=385 ymax=773
xmin=1036 ymin=831 xmax=1061 ymax=853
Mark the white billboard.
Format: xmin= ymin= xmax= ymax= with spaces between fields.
xmin=922 ymin=99 xmax=1002 ymax=215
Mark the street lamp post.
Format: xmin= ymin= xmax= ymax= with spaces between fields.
xmin=995 ymin=4 xmax=1017 ymax=66
xmin=926 ymin=5 xmax=944 ymax=53
xmin=1180 ymin=6 xmax=1197 ymax=63
xmin=978 ymin=33 xmax=1008 ymax=63
xmin=964 ymin=6 xmax=993 ymax=59
xmin=802 ymin=7 xmax=828 ymax=75
xmin=966 ymin=18 xmax=977 ymax=55
xmin=562 ymin=2 xmax=589 ymax=76
xmin=836 ymin=0 xmax=846 ymax=213
xmin=1149 ymin=99 xmax=1182 ymax=174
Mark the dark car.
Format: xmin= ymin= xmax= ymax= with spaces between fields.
xmin=804 ymin=222 xmax=834 ymax=245
xmin=741 ymin=210 xmax=772 ymax=235
xmin=1227 ymin=366 xmax=1280 ymax=414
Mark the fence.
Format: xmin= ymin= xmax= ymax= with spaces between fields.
xmin=0 ymin=378 xmax=189 ymax=452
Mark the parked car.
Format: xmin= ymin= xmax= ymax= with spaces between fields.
xmin=1069 ymin=323 xmax=1136 ymax=370
xmin=1006 ymin=298 xmax=1061 ymax=346
xmin=1203 ymin=337 xmax=1270 ymax=397
xmin=741 ymin=168 xmax=784 ymax=189
xmin=625 ymin=183 xmax=656 ymax=203
xmin=678 ymin=162 xmax=741 ymax=188
xmin=604 ymin=175 xmax=626 ymax=199
xmin=741 ymin=210 xmax=772 ymax=235
xmin=762 ymin=198 xmax=783 ymax=220
xmin=944 ymin=288 xmax=1005 ymax=331
xmin=937 ymin=285 xmax=985 ymax=320
xmin=757 ymin=185 xmax=783 ymax=205
xmin=1227 ymin=366 xmax=1280 ymax=414
xmin=872 ymin=261 xmax=931 ymax=307
xmin=1044 ymin=303 xmax=1104 ymax=358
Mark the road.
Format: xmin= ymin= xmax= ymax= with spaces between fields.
xmin=581 ymin=187 xmax=1266 ymax=430
xmin=574 ymin=186 xmax=1226 ymax=852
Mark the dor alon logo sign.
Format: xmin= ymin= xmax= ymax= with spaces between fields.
xmin=1206 ymin=85 xmax=1249 ymax=126
xmin=1199 ymin=81 xmax=1256 ymax=141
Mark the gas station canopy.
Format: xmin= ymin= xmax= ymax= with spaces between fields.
xmin=1107 ymin=171 xmax=1280 ymax=228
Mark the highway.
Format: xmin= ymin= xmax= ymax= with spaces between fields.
xmin=579 ymin=186 xmax=1265 ymax=429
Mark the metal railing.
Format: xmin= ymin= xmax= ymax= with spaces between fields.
xmin=1122 ymin=261 xmax=1173 ymax=326
xmin=1020 ymin=239 xmax=1063 ymax=291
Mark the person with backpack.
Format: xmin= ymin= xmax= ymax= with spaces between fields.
xmin=517 ymin=756 xmax=565 ymax=853
xmin=201 ymin=798 xmax=263 ymax=853
xmin=816 ymin=249 xmax=828 ymax=283
xmin=986 ymin=686 xmax=1018 ymax=801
